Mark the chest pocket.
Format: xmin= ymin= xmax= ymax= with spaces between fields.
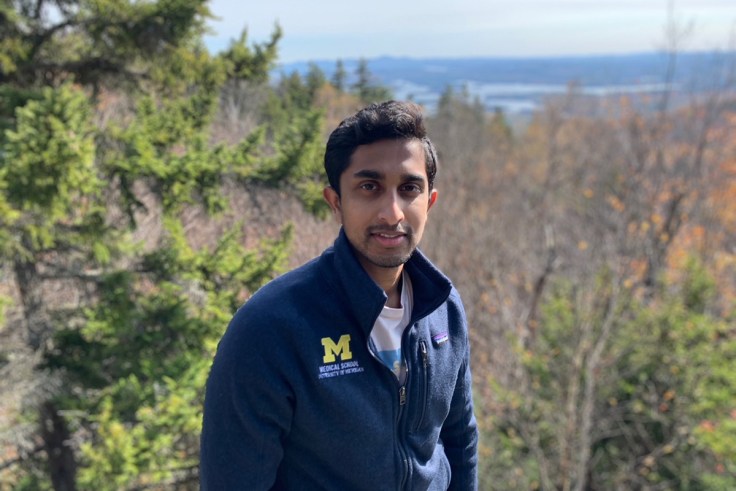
xmin=410 ymin=333 xmax=458 ymax=433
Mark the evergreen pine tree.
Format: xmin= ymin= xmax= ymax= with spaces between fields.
xmin=331 ymin=59 xmax=347 ymax=92
xmin=351 ymin=58 xmax=392 ymax=103
xmin=0 ymin=1 xmax=324 ymax=488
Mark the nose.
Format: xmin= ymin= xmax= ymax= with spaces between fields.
xmin=377 ymin=191 xmax=404 ymax=225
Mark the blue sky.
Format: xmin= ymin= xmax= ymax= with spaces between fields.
xmin=204 ymin=0 xmax=735 ymax=62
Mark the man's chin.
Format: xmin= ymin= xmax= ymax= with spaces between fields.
xmin=366 ymin=251 xmax=413 ymax=269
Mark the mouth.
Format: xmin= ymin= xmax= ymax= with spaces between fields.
xmin=370 ymin=230 xmax=408 ymax=248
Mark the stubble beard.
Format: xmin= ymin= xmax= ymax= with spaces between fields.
xmin=359 ymin=226 xmax=417 ymax=268
xmin=363 ymin=249 xmax=414 ymax=268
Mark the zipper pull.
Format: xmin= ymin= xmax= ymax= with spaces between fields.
xmin=399 ymin=385 xmax=407 ymax=405
xmin=420 ymin=339 xmax=428 ymax=368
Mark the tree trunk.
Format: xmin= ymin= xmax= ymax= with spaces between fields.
xmin=14 ymin=255 xmax=78 ymax=489
xmin=40 ymin=401 xmax=77 ymax=491
xmin=13 ymin=257 xmax=49 ymax=351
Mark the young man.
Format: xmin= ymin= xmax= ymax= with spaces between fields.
xmin=200 ymin=101 xmax=478 ymax=490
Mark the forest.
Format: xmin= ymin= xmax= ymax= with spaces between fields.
xmin=1 ymin=1 xmax=735 ymax=489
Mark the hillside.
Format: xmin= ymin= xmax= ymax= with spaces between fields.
xmin=278 ymin=51 xmax=734 ymax=113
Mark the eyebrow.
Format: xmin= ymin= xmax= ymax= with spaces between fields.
xmin=352 ymin=169 xmax=426 ymax=184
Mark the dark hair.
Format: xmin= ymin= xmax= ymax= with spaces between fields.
xmin=324 ymin=100 xmax=438 ymax=195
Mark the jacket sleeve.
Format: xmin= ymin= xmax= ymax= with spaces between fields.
xmin=200 ymin=308 xmax=293 ymax=490
xmin=440 ymin=299 xmax=479 ymax=491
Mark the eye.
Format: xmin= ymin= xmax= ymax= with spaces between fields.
xmin=359 ymin=182 xmax=378 ymax=191
xmin=401 ymin=183 xmax=422 ymax=194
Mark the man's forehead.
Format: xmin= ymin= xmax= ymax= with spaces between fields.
xmin=347 ymin=139 xmax=425 ymax=168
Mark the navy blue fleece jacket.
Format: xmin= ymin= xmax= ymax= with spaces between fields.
xmin=200 ymin=229 xmax=478 ymax=490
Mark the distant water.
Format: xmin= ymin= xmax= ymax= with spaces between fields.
xmin=391 ymin=79 xmax=675 ymax=114
xmin=276 ymin=51 xmax=735 ymax=115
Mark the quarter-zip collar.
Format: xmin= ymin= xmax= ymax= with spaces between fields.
xmin=329 ymin=227 xmax=453 ymax=335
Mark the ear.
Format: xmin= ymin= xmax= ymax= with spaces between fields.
xmin=323 ymin=186 xmax=342 ymax=223
xmin=427 ymin=188 xmax=438 ymax=211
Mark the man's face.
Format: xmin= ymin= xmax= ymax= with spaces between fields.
xmin=323 ymin=138 xmax=438 ymax=281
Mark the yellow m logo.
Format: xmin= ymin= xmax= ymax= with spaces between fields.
xmin=321 ymin=335 xmax=353 ymax=363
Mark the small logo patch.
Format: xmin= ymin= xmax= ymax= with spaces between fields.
xmin=318 ymin=334 xmax=365 ymax=380
xmin=321 ymin=334 xmax=353 ymax=363
xmin=432 ymin=332 xmax=449 ymax=346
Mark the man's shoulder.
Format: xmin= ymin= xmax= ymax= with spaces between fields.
xmin=262 ymin=254 xmax=324 ymax=291
xmin=236 ymin=251 xmax=334 ymax=316
xmin=447 ymin=285 xmax=465 ymax=305
xmin=218 ymin=253 xmax=334 ymax=349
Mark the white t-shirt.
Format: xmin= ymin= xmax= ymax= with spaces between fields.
xmin=370 ymin=271 xmax=413 ymax=383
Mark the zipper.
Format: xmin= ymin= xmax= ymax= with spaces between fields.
xmin=367 ymin=337 xmax=409 ymax=489
xmin=398 ymin=381 xmax=409 ymax=489
xmin=398 ymin=364 xmax=409 ymax=489
xmin=414 ymin=339 xmax=429 ymax=431
xmin=397 ymin=329 xmax=413 ymax=490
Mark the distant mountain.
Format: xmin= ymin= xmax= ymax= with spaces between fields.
xmin=275 ymin=51 xmax=734 ymax=114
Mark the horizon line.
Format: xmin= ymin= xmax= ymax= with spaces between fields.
xmin=274 ymin=49 xmax=734 ymax=66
